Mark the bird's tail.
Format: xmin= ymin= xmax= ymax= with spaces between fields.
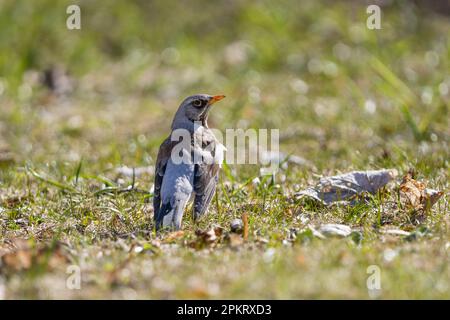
xmin=155 ymin=199 xmax=187 ymax=231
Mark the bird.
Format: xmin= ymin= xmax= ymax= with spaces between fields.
xmin=153 ymin=94 xmax=226 ymax=230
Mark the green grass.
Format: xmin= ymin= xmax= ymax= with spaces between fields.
xmin=0 ymin=0 xmax=449 ymax=299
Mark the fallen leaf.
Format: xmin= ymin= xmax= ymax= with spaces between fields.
xmin=0 ymin=239 xmax=68 ymax=272
xmin=2 ymin=250 xmax=32 ymax=270
xmin=163 ymin=230 xmax=185 ymax=243
xmin=306 ymin=224 xmax=353 ymax=239
xmin=400 ymin=173 xmax=426 ymax=209
xmin=399 ymin=172 xmax=444 ymax=211
xmin=196 ymin=228 xmax=218 ymax=244
xmin=190 ymin=227 xmax=223 ymax=249
xmin=309 ymin=227 xmax=325 ymax=239
xmin=317 ymin=224 xmax=352 ymax=238
xmin=296 ymin=169 xmax=397 ymax=205
xmin=381 ymin=228 xmax=411 ymax=237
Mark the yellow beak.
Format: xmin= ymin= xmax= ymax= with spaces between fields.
xmin=208 ymin=95 xmax=226 ymax=105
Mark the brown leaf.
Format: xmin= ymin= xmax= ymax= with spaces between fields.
xmin=191 ymin=227 xmax=223 ymax=249
xmin=2 ymin=250 xmax=33 ymax=270
xmin=0 ymin=240 xmax=69 ymax=272
xmin=196 ymin=228 xmax=217 ymax=243
xmin=399 ymin=173 xmax=443 ymax=212
xmin=44 ymin=247 xmax=69 ymax=269
xmin=400 ymin=173 xmax=425 ymax=209
xmin=163 ymin=230 xmax=185 ymax=243
xmin=213 ymin=226 xmax=224 ymax=238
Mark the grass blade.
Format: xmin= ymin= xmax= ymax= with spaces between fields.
xmin=29 ymin=169 xmax=79 ymax=193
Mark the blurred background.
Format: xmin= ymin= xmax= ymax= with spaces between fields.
xmin=0 ymin=0 xmax=448 ymax=177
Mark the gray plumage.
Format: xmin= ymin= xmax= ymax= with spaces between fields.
xmin=153 ymin=94 xmax=225 ymax=230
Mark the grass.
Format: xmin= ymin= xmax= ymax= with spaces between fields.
xmin=0 ymin=0 xmax=449 ymax=299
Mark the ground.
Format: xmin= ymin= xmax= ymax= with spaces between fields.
xmin=0 ymin=0 xmax=448 ymax=299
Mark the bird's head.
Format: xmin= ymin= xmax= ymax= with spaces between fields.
xmin=172 ymin=94 xmax=225 ymax=129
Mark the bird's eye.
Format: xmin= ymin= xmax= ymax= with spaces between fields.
xmin=193 ymin=99 xmax=203 ymax=108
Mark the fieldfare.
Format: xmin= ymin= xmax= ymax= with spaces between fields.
xmin=153 ymin=94 xmax=226 ymax=230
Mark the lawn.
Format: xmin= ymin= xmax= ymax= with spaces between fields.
xmin=0 ymin=0 xmax=448 ymax=299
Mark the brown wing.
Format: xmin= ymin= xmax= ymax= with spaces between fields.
xmin=153 ymin=136 xmax=177 ymax=219
xmin=192 ymin=130 xmax=221 ymax=220
xmin=193 ymin=162 xmax=220 ymax=220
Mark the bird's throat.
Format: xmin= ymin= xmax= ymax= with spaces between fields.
xmin=199 ymin=106 xmax=211 ymax=128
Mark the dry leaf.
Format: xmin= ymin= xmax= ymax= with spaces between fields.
xmin=382 ymin=228 xmax=411 ymax=237
xmin=2 ymin=250 xmax=32 ymax=270
xmin=191 ymin=227 xmax=223 ymax=248
xmin=196 ymin=228 xmax=217 ymax=243
xmin=318 ymin=224 xmax=352 ymax=238
xmin=163 ymin=230 xmax=185 ymax=243
xmin=0 ymin=239 xmax=68 ymax=272
xmin=400 ymin=173 xmax=443 ymax=211
xmin=296 ymin=169 xmax=397 ymax=205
